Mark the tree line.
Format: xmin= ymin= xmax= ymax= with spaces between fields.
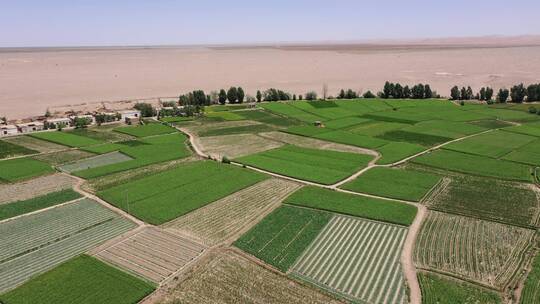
xmin=450 ymin=83 xmax=540 ymax=103
xmin=379 ymin=82 xmax=438 ymax=99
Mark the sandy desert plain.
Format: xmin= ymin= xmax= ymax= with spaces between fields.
xmin=1 ymin=37 xmax=540 ymax=304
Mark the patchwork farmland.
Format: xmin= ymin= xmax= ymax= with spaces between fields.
xmin=2 ymin=97 xmax=540 ymax=303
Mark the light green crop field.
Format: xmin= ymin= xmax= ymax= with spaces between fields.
xmin=444 ymin=130 xmax=536 ymax=158
xmin=234 ymin=205 xmax=331 ymax=272
xmin=418 ymin=272 xmax=502 ymax=304
xmin=75 ymin=133 xmax=190 ymax=178
xmin=0 ymin=255 xmax=155 ymax=304
xmin=205 ymin=111 xmax=246 ymax=121
xmin=347 ymin=120 xmax=409 ymax=137
xmin=521 ymin=253 xmax=540 ymax=304
xmin=412 ymin=149 xmax=533 ymax=182
xmin=159 ymin=116 xmax=194 ymax=123
xmin=504 ymin=123 xmax=540 ymax=137
xmin=114 ymin=123 xmax=177 ymax=137
xmin=30 ymin=131 xmax=103 ymax=147
xmin=284 ymin=125 xmax=329 ymax=137
xmin=401 ymin=120 xmax=487 ymax=139
xmin=0 ymin=158 xmax=54 ymax=182
xmin=98 ymin=161 xmax=267 ymax=224
xmin=0 ymin=140 xmax=37 ymax=159
xmin=0 ymin=189 xmax=81 ymax=221
xmin=235 ymin=145 xmax=373 ymax=185
xmin=341 ymin=167 xmax=441 ymax=202
xmin=376 ymin=142 xmax=426 ymax=165
xmin=199 ymin=124 xmax=275 ymax=137
xmin=324 ymin=116 xmax=371 ymax=129
xmin=314 ymin=130 xmax=389 ymax=149
xmin=285 ymin=186 xmax=417 ymax=226
xmin=261 ymin=102 xmax=326 ymax=123
xmin=377 ymin=130 xmax=453 ymax=147
xmin=237 ymin=109 xmax=301 ymax=127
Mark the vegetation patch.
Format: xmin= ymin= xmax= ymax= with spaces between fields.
xmin=469 ymin=120 xmax=513 ymax=129
xmin=314 ymin=130 xmax=389 ymax=149
xmin=0 ymin=255 xmax=155 ymax=304
xmin=377 ymin=130 xmax=453 ymax=147
xmin=414 ymin=211 xmax=535 ymax=289
xmin=198 ymin=133 xmax=283 ymax=159
xmin=324 ymin=116 xmax=371 ymax=129
xmin=237 ymin=109 xmax=300 ymax=127
xmin=285 ymin=186 xmax=417 ymax=226
xmin=291 ymin=215 xmax=409 ymax=304
xmin=444 ymin=130 xmax=536 ymax=158
xmin=114 ymin=123 xmax=176 ymax=137
xmin=284 ymin=125 xmax=330 ymax=137
xmin=424 ymin=175 xmax=539 ymax=228
xmin=33 ymin=149 xmax=95 ymax=165
xmin=520 ymin=252 xmax=540 ymax=304
xmin=347 ymin=120 xmax=409 ymax=137
xmin=159 ymin=116 xmax=193 ymax=123
xmin=234 ymin=205 xmax=331 ymax=272
xmin=29 ymin=131 xmax=102 ymax=148
xmin=376 ymin=142 xmax=425 ymax=165
xmin=341 ymin=167 xmax=441 ymax=202
xmin=205 ymin=111 xmax=245 ymax=121
xmin=0 ymin=189 xmax=81 ymax=221
xmin=235 ymin=145 xmax=373 ymax=185
xmin=412 ymin=149 xmax=533 ymax=182
xmin=0 ymin=140 xmax=37 ymax=159
xmin=58 ymin=151 xmax=132 ymax=173
xmin=2 ymin=136 xmax=65 ymax=153
xmin=98 ymin=161 xmax=267 ymax=224
xmin=199 ymin=124 xmax=274 ymax=137
xmin=0 ymin=158 xmax=54 ymax=183
xmin=504 ymin=124 xmax=540 ymax=137
xmin=418 ymin=272 xmax=502 ymax=304
xmin=261 ymin=102 xmax=326 ymax=123
xmin=402 ymin=120 xmax=487 ymax=139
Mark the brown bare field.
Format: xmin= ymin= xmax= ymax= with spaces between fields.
xmin=197 ymin=133 xmax=283 ymax=159
xmin=145 ymin=250 xmax=343 ymax=304
xmin=414 ymin=211 xmax=535 ymax=290
xmin=33 ymin=149 xmax=95 ymax=166
xmin=163 ymin=179 xmax=301 ymax=246
xmin=259 ymin=131 xmax=378 ymax=155
xmin=2 ymin=43 xmax=540 ymax=119
xmin=3 ymin=136 xmax=66 ymax=153
xmin=94 ymin=227 xmax=206 ymax=283
xmin=0 ymin=173 xmax=76 ymax=205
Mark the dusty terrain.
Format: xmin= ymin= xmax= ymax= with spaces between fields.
xmin=1 ymin=37 xmax=540 ymax=119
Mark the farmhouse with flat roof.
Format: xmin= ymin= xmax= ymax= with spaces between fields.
xmin=119 ymin=110 xmax=141 ymax=120
xmin=16 ymin=121 xmax=44 ymax=133
xmin=0 ymin=124 xmax=18 ymax=137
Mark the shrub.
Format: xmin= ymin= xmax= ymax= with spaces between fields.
xmin=528 ymin=106 xmax=537 ymax=114
xmin=222 ymin=156 xmax=231 ymax=164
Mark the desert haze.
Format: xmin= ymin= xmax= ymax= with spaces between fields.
xmin=1 ymin=36 xmax=540 ymax=119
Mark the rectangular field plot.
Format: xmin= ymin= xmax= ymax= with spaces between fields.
xmin=0 ymin=140 xmax=37 ymax=159
xmin=0 ymin=189 xmax=81 ymax=221
xmin=164 ymin=179 xmax=302 ymax=246
xmin=376 ymin=142 xmax=425 ymax=165
xmin=401 ymin=120 xmax=487 ymax=139
xmin=152 ymin=251 xmax=341 ymax=304
xmin=324 ymin=116 xmax=371 ymax=129
xmin=58 ymin=151 xmax=132 ymax=173
xmin=234 ymin=205 xmax=332 ymax=272
xmin=444 ymin=130 xmax=536 ymax=158
xmin=98 ymin=161 xmax=267 ymax=225
xmin=520 ymin=253 xmax=540 ymax=304
xmin=95 ymin=227 xmax=206 ymax=283
xmin=0 ymin=158 xmax=54 ymax=183
xmin=285 ymin=186 xmax=417 ymax=226
xmin=423 ymin=175 xmax=540 ymax=228
xmin=418 ymin=272 xmax=502 ymax=304
xmin=291 ymin=215 xmax=408 ymax=304
xmin=414 ymin=211 xmax=535 ymax=289
xmin=0 ymin=255 xmax=155 ymax=304
xmin=197 ymin=133 xmax=283 ymax=159
xmin=33 ymin=149 xmax=95 ymax=166
xmin=2 ymin=136 xmax=66 ymax=153
xmin=114 ymin=123 xmax=177 ymax=137
xmin=314 ymin=130 xmax=389 ymax=149
xmin=237 ymin=109 xmax=301 ymax=127
xmin=261 ymin=102 xmax=327 ymax=123
xmin=347 ymin=121 xmax=409 ymax=137
xmin=341 ymin=167 xmax=441 ymax=202
xmin=412 ymin=149 xmax=533 ymax=182
xmin=30 ymin=131 xmax=103 ymax=147
xmin=235 ymin=145 xmax=373 ymax=185
xmin=0 ymin=174 xmax=76 ymax=205
xmin=0 ymin=198 xmax=136 ymax=293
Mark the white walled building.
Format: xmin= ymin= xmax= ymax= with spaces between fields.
xmin=0 ymin=125 xmax=18 ymax=137
xmin=16 ymin=122 xmax=44 ymax=133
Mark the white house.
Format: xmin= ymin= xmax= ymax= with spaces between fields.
xmin=0 ymin=125 xmax=18 ymax=137
xmin=119 ymin=110 xmax=141 ymax=120
xmin=46 ymin=117 xmax=71 ymax=129
xmin=16 ymin=122 xmax=44 ymax=133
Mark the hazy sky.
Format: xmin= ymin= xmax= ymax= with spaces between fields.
xmin=1 ymin=0 xmax=539 ymax=47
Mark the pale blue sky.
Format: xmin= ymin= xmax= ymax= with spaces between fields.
xmin=1 ymin=0 xmax=539 ymax=47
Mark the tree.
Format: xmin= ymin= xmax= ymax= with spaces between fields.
xmin=411 ymin=84 xmax=425 ymax=99
xmin=460 ymin=87 xmax=467 ymax=100
xmin=403 ymin=86 xmax=411 ymax=99
xmin=527 ymin=84 xmax=540 ymax=102
xmin=134 ymin=103 xmax=156 ymax=117
xmin=466 ymin=87 xmax=474 ymax=100
xmin=227 ymin=87 xmax=238 ymax=104
xmin=44 ymin=108 xmax=51 ymax=117
xmin=305 ymin=91 xmax=318 ymax=100
xmin=298 ymin=95 xmax=303 ymax=100
xmin=510 ymin=83 xmax=526 ymax=103
xmin=497 ymin=88 xmax=509 ymax=103
xmin=74 ymin=117 xmax=89 ymax=129
xmin=424 ymin=85 xmax=433 ymax=99
xmin=237 ymin=87 xmax=245 ymax=103
xmin=345 ymin=89 xmax=357 ymax=99
xmin=450 ymin=86 xmax=460 ymax=100
xmin=256 ymin=90 xmax=262 ymax=102
xmin=192 ymin=90 xmax=207 ymax=106
xmin=219 ymin=89 xmax=227 ymax=105
xmin=293 ymin=94 xmax=297 ymax=100
xmin=394 ymin=83 xmax=403 ymax=99
xmin=479 ymin=87 xmax=486 ymax=100
xmin=209 ymin=91 xmax=219 ymax=104
xmin=363 ymin=91 xmax=376 ymax=98
xmin=338 ymin=89 xmax=346 ymax=99
xmin=383 ymin=81 xmax=392 ymax=99
xmin=485 ymin=87 xmax=494 ymax=101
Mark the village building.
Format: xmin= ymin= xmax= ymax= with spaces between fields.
xmin=16 ymin=121 xmax=44 ymax=133
xmin=119 ymin=110 xmax=141 ymax=120
xmin=46 ymin=117 xmax=71 ymax=129
xmin=69 ymin=114 xmax=95 ymax=125
xmin=0 ymin=125 xmax=18 ymax=137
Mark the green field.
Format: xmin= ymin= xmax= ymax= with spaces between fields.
xmin=98 ymin=161 xmax=267 ymax=224
xmin=376 ymin=141 xmax=425 ymax=165
xmin=205 ymin=111 xmax=246 ymax=121
xmin=341 ymin=167 xmax=441 ymax=202
xmin=402 ymin=120 xmax=487 ymax=139
xmin=444 ymin=130 xmax=536 ymax=158
xmin=75 ymin=133 xmax=190 ymax=178
xmin=412 ymin=149 xmax=533 ymax=182
xmin=521 ymin=253 xmax=540 ymax=304
xmin=159 ymin=116 xmax=193 ymax=123
xmin=234 ymin=145 xmax=373 ymax=185
xmin=0 ymin=255 xmax=155 ymax=304
xmin=504 ymin=123 xmax=540 ymax=137
xmin=261 ymin=102 xmax=326 ymax=123
xmin=418 ymin=272 xmax=501 ymax=304
xmin=0 ymin=140 xmax=37 ymax=159
xmin=234 ymin=205 xmax=331 ymax=272
xmin=284 ymin=186 xmax=417 ymax=226
xmin=114 ymin=123 xmax=177 ymax=137
xmin=378 ymin=130 xmax=452 ymax=147
xmin=347 ymin=120 xmax=409 ymax=137
xmin=314 ymin=130 xmax=389 ymax=149
xmin=0 ymin=189 xmax=81 ymax=221
xmin=0 ymin=158 xmax=54 ymax=182
xmin=284 ymin=125 xmax=329 ymax=137
xmin=30 ymin=131 xmax=102 ymax=148
xmin=199 ymin=124 xmax=275 ymax=137
xmin=237 ymin=109 xmax=300 ymax=127
xmin=324 ymin=116 xmax=371 ymax=129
